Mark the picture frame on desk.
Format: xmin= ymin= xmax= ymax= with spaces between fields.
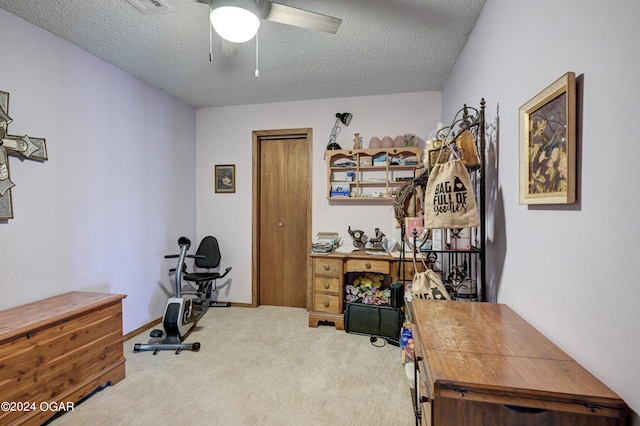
xmin=519 ymin=72 xmax=576 ymax=204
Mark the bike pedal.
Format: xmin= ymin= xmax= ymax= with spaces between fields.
xmin=149 ymin=329 xmax=163 ymax=338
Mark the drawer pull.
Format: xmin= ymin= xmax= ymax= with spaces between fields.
xmin=365 ymin=262 xmax=371 ymax=269
xmin=324 ymin=300 xmax=330 ymax=308
xmin=323 ymin=265 xmax=330 ymax=271
xmin=323 ymin=282 xmax=330 ymax=289
xmin=456 ymin=388 xmax=470 ymax=398
xmin=503 ymin=405 xmax=546 ymax=414
xmin=584 ymin=404 xmax=604 ymax=412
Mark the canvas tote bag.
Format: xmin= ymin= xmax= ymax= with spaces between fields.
xmin=424 ymin=140 xmax=480 ymax=229
xmin=410 ymin=255 xmax=451 ymax=300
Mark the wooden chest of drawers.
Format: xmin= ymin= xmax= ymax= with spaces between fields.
xmin=309 ymin=256 xmax=344 ymax=329
xmin=0 ymin=292 xmax=127 ymax=426
xmin=411 ymin=300 xmax=630 ymax=426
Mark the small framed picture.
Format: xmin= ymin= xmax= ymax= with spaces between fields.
xmin=215 ymin=164 xmax=235 ymax=193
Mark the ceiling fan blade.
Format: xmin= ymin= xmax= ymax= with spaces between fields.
xmin=258 ymin=1 xmax=341 ymax=34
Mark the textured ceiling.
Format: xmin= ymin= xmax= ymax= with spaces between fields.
xmin=0 ymin=0 xmax=486 ymax=108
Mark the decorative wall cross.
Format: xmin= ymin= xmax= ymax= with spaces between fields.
xmin=0 ymin=90 xmax=48 ymax=220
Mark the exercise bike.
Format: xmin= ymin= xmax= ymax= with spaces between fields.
xmin=133 ymin=236 xmax=230 ymax=354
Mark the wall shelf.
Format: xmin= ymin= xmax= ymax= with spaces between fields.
xmin=326 ymin=147 xmax=423 ymax=201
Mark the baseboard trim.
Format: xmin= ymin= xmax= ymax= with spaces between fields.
xmin=229 ymin=302 xmax=253 ymax=308
xmin=123 ymin=317 xmax=161 ymax=341
xmin=122 ymin=303 xmax=251 ymax=340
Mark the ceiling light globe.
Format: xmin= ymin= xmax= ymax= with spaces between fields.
xmin=210 ymin=6 xmax=261 ymax=43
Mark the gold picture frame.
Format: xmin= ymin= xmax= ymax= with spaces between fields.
xmin=215 ymin=164 xmax=235 ymax=193
xmin=519 ymin=72 xmax=576 ymax=204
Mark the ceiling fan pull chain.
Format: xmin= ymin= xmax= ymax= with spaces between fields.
xmin=209 ymin=0 xmax=214 ymax=61
xmin=254 ymin=0 xmax=260 ymax=77
xmin=255 ymin=30 xmax=260 ymax=78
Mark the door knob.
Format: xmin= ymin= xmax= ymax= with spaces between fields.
xmin=278 ymin=222 xmax=283 ymax=227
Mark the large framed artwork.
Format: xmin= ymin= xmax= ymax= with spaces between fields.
xmin=215 ymin=164 xmax=235 ymax=193
xmin=519 ymin=72 xmax=576 ymax=204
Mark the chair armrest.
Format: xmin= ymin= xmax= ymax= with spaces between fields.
xmin=219 ymin=266 xmax=232 ymax=278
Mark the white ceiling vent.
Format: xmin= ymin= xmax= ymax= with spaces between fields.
xmin=125 ymin=0 xmax=174 ymax=14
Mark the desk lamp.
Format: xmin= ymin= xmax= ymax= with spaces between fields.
xmin=326 ymin=112 xmax=352 ymax=150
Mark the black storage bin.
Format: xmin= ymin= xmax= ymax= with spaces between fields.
xmin=344 ymin=302 xmax=404 ymax=344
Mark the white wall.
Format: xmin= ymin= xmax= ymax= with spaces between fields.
xmin=442 ymin=0 xmax=639 ymax=421
xmin=196 ymin=92 xmax=440 ymax=303
xmin=0 ymin=9 xmax=197 ymax=334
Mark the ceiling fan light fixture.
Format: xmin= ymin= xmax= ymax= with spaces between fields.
xmin=210 ymin=1 xmax=261 ymax=44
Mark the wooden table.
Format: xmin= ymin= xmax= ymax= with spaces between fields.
xmin=0 ymin=291 xmax=127 ymax=426
xmin=411 ymin=300 xmax=630 ymax=426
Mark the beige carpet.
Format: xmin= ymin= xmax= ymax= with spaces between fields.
xmin=50 ymin=305 xmax=415 ymax=425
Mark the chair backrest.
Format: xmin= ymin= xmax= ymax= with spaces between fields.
xmin=194 ymin=236 xmax=222 ymax=269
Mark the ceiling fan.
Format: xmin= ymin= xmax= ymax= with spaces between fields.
xmin=198 ymin=0 xmax=342 ymax=44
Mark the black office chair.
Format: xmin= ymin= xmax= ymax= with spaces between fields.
xmin=183 ymin=236 xmax=232 ymax=307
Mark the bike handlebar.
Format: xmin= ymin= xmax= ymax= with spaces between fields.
xmin=164 ymin=254 xmax=205 ymax=259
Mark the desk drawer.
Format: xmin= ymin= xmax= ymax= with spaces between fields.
xmin=346 ymin=258 xmax=390 ymax=274
xmin=314 ymin=276 xmax=340 ymax=294
xmin=314 ymin=294 xmax=341 ymax=313
xmin=314 ymin=258 xmax=342 ymax=277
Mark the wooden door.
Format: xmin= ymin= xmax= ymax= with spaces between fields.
xmin=254 ymin=130 xmax=311 ymax=308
